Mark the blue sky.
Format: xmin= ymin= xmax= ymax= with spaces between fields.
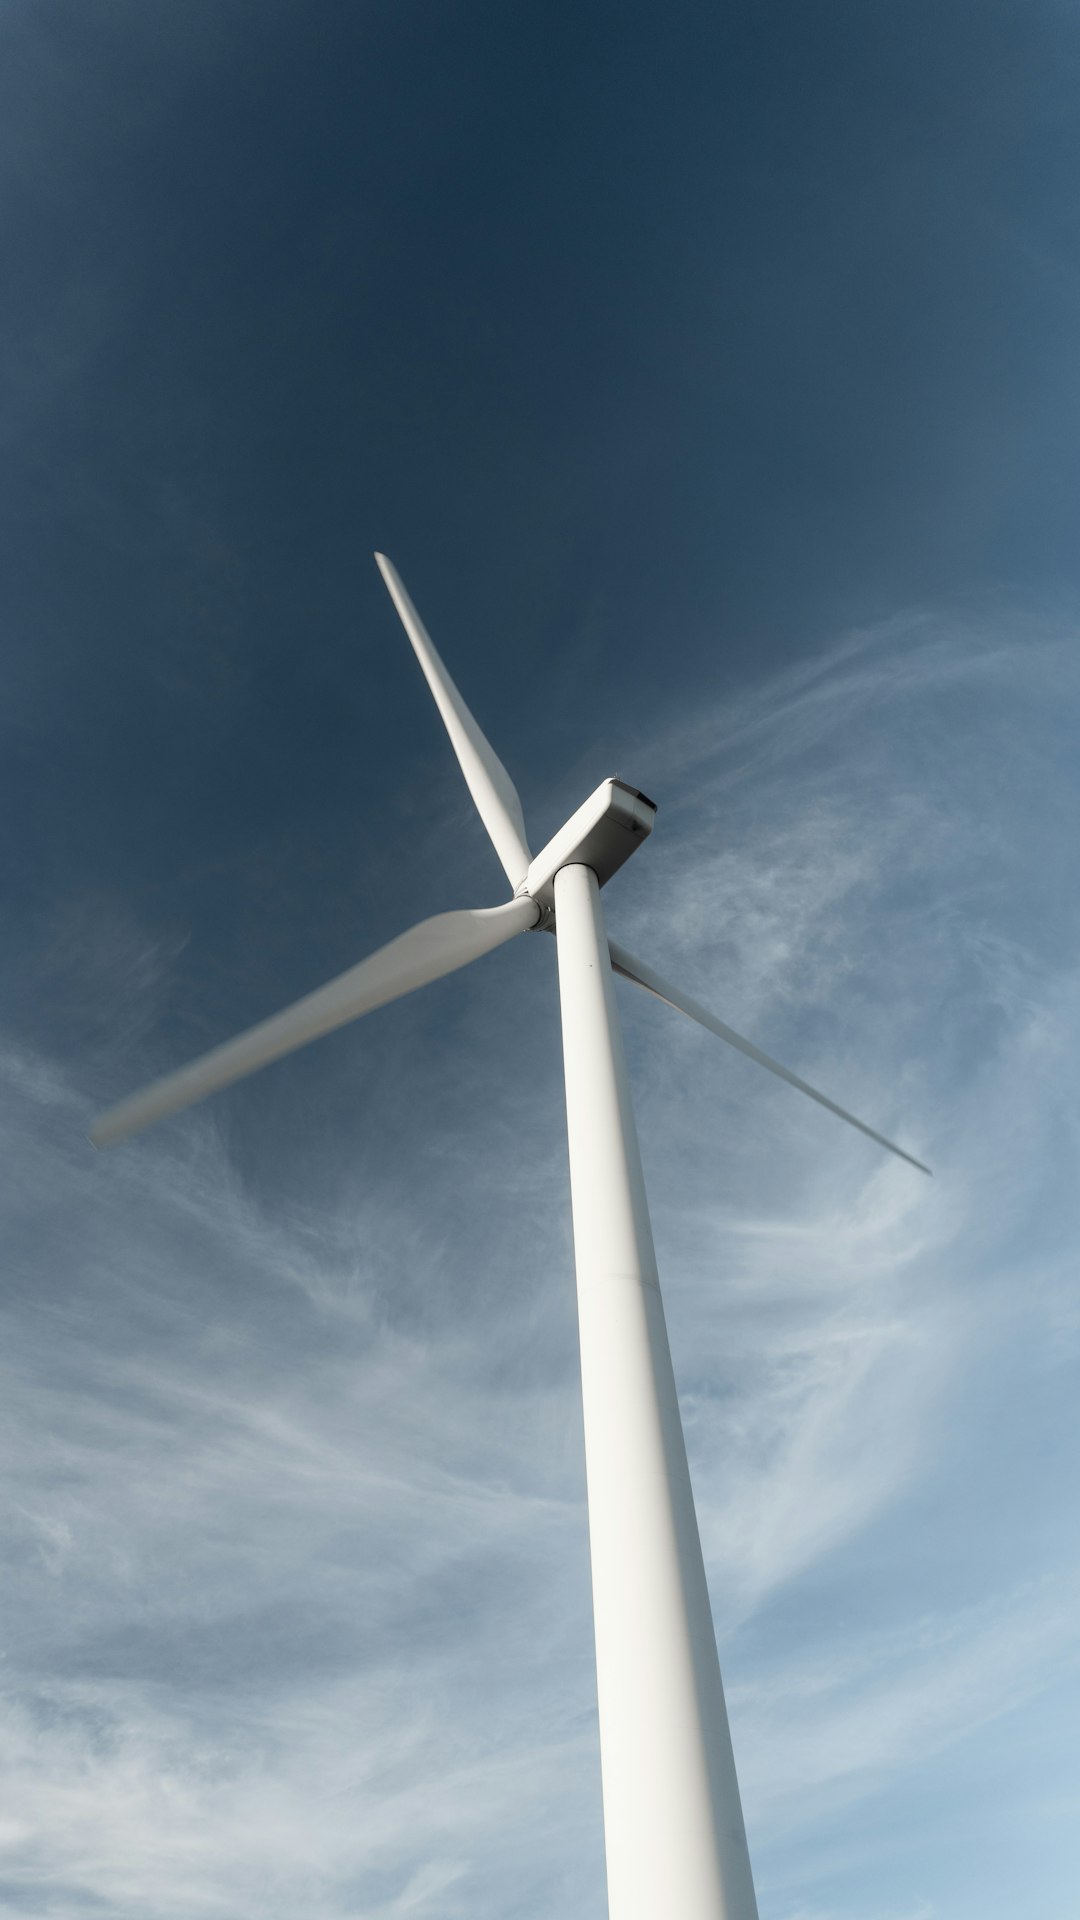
xmin=3 ymin=4 xmax=1080 ymax=1916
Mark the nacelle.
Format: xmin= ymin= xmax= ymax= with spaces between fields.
xmin=521 ymin=778 xmax=656 ymax=915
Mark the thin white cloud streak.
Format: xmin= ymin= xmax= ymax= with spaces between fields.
xmin=780 ymin=1906 xmax=934 ymax=1920
xmin=779 ymin=1904 xmax=934 ymax=1920
xmin=0 ymin=1034 xmax=604 ymax=1918
xmin=734 ymin=1572 xmax=1080 ymax=1819
xmin=0 ymin=1672 xmax=591 ymax=1919
xmin=3 ymin=604 xmax=1079 ymax=1915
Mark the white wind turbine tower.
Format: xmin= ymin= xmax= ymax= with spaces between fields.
xmin=92 ymin=555 xmax=930 ymax=1920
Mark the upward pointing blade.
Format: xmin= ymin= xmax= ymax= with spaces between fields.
xmin=91 ymin=896 xmax=538 ymax=1149
xmin=610 ymin=940 xmax=931 ymax=1176
xmin=375 ymin=553 xmax=532 ymax=890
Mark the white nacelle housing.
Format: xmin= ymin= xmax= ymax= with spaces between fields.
xmin=522 ymin=778 xmax=656 ymax=914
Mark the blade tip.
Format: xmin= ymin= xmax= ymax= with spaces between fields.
xmin=89 ymin=1107 xmax=136 ymax=1150
xmin=899 ymin=1148 xmax=933 ymax=1176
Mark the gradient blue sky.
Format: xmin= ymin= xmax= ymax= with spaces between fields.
xmin=3 ymin=4 xmax=1080 ymax=1916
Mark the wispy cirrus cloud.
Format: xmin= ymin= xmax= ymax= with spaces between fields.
xmin=3 ymin=605 xmax=1079 ymax=1916
xmin=736 ymin=1571 xmax=1080 ymax=1821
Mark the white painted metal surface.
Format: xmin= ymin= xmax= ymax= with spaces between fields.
xmin=610 ymin=940 xmax=931 ymax=1175
xmin=555 ymin=862 xmax=759 ymax=1920
xmin=374 ymin=553 xmax=532 ymax=889
xmin=91 ymin=555 xmax=931 ymax=1916
xmin=523 ymin=777 xmax=655 ymax=913
xmin=91 ymin=896 xmax=538 ymax=1148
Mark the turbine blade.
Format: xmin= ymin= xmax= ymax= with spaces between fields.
xmin=91 ymin=897 xmax=538 ymax=1149
xmin=375 ymin=553 xmax=532 ymax=889
xmin=609 ymin=940 xmax=932 ymax=1176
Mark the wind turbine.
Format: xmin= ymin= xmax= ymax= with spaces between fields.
xmin=92 ymin=555 xmax=930 ymax=1920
